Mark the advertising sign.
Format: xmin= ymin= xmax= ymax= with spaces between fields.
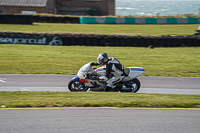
xmin=0 ymin=35 xmax=63 ymax=45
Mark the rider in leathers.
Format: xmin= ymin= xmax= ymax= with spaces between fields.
xmin=91 ymin=53 xmax=126 ymax=91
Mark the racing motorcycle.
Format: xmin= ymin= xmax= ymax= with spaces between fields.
xmin=68 ymin=62 xmax=144 ymax=93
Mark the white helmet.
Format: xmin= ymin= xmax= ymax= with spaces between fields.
xmin=97 ymin=53 xmax=109 ymax=66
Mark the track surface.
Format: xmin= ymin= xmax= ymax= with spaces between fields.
xmin=1 ymin=75 xmax=200 ymax=133
xmin=0 ymin=108 xmax=199 ymax=133
xmin=0 ymin=74 xmax=200 ymax=94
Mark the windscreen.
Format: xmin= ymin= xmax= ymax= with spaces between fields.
xmin=79 ymin=63 xmax=94 ymax=73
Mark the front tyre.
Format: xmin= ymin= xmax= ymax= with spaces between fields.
xmin=121 ymin=78 xmax=141 ymax=93
xmin=68 ymin=80 xmax=89 ymax=92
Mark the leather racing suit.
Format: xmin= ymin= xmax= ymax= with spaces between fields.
xmin=105 ymin=57 xmax=126 ymax=89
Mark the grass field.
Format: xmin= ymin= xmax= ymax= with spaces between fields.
xmin=0 ymin=44 xmax=199 ymax=77
xmin=0 ymin=23 xmax=200 ymax=108
xmin=0 ymin=92 xmax=199 ymax=108
xmin=0 ymin=23 xmax=199 ymax=35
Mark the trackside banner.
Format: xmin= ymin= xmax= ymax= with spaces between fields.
xmin=0 ymin=36 xmax=63 ymax=45
xmin=0 ymin=32 xmax=199 ymax=47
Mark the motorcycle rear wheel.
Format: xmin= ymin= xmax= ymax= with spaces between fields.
xmin=121 ymin=78 xmax=141 ymax=93
xmin=68 ymin=80 xmax=89 ymax=92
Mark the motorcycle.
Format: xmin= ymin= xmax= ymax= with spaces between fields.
xmin=68 ymin=62 xmax=144 ymax=93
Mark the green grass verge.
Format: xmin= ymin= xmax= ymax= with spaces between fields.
xmin=0 ymin=45 xmax=199 ymax=77
xmin=0 ymin=92 xmax=199 ymax=108
xmin=0 ymin=23 xmax=199 ymax=35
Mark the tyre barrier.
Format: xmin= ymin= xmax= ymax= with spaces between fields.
xmin=0 ymin=14 xmax=33 ymax=24
xmin=1 ymin=14 xmax=199 ymax=24
xmin=0 ymin=14 xmax=80 ymax=24
xmin=33 ymin=16 xmax=80 ymax=23
xmin=0 ymin=32 xmax=200 ymax=47
xmin=80 ymin=17 xmax=200 ymax=24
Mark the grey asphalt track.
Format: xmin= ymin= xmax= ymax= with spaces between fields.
xmin=0 ymin=74 xmax=200 ymax=94
xmin=0 ymin=75 xmax=200 ymax=133
xmin=0 ymin=108 xmax=199 ymax=133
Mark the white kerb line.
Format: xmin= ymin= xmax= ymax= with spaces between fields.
xmin=22 ymin=88 xmax=31 ymax=91
xmin=0 ymin=79 xmax=6 ymax=83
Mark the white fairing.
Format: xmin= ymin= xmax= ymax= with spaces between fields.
xmin=127 ymin=67 xmax=145 ymax=78
xmin=94 ymin=66 xmax=106 ymax=76
xmin=122 ymin=67 xmax=145 ymax=82
xmin=94 ymin=66 xmax=144 ymax=80
xmin=77 ymin=63 xmax=144 ymax=81
xmin=77 ymin=63 xmax=94 ymax=79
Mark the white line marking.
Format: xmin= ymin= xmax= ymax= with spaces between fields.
xmin=22 ymin=88 xmax=31 ymax=91
xmin=0 ymin=79 xmax=6 ymax=83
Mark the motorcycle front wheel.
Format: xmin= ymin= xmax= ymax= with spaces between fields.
xmin=68 ymin=80 xmax=89 ymax=92
xmin=121 ymin=78 xmax=141 ymax=93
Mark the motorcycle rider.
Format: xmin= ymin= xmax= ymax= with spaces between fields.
xmin=91 ymin=53 xmax=126 ymax=91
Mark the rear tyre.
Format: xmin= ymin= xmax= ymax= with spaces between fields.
xmin=121 ymin=78 xmax=141 ymax=93
xmin=68 ymin=80 xmax=89 ymax=92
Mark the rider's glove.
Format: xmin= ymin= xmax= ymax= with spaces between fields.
xmin=90 ymin=62 xmax=99 ymax=66
xmin=99 ymin=76 xmax=108 ymax=81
